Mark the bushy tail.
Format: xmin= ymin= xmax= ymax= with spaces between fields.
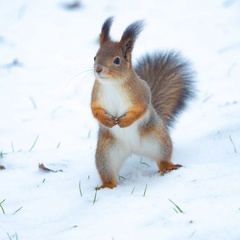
xmin=134 ymin=51 xmax=195 ymax=127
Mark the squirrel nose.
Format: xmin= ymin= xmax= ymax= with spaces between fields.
xmin=96 ymin=66 xmax=102 ymax=73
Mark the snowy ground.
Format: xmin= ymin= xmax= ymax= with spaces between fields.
xmin=0 ymin=0 xmax=240 ymax=239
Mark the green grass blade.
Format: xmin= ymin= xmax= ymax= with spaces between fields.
xmin=0 ymin=199 xmax=6 ymax=214
xmin=93 ymin=187 xmax=98 ymax=204
xmin=79 ymin=180 xmax=83 ymax=197
xmin=169 ymin=199 xmax=184 ymax=213
xmin=143 ymin=184 xmax=148 ymax=197
xmin=29 ymin=135 xmax=39 ymax=152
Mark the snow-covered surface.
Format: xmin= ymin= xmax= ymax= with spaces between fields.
xmin=1 ymin=0 xmax=240 ymax=239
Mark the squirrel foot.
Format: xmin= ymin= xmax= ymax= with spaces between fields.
xmin=158 ymin=162 xmax=182 ymax=176
xmin=96 ymin=182 xmax=117 ymax=190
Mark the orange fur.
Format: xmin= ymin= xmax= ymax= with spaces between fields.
xmin=91 ymin=102 xmax=117 ymax=128
xmin=96 ymin=182 xmax=117 ymax=190
xmin=117 ymin=103 xmax=147 ymax=128
xmin=158 ymin=161 xmax=182 ymax=175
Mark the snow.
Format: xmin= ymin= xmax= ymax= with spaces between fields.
xmin=0 ymin=0 xmax=240 ymax=239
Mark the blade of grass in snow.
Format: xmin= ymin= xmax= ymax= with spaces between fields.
xmin=173 ymin=208 xmax=178 ymax=214
xmin=87 ymin=129 xmax=91 ymax=138
xmin=131 ymin=187 xmax=135 ymax=195
xmin=93 ymin=187 xmax=98 ymax=204
xmin=10 ymin=141 xmax=22 ymax=153
xmin=118 ymin=175 xmax=126 ymax=180
xmin=79 ymin=180 xmax=83 ymax=197
xmin=13 ymin=206 xmax=22 ymax=215
xmin=140 ymin=158 xmax=150 ymax=167
xmin=143 ymin=184 xmax=148 ymax=197
xmin=6 ymin=233 xmax=12 ymax=240
xmin=229 ymin=135 xmax=237 ymax=153
xmin=0 ymin=151 xmax=4 ymax=159
xmin=61 ymin=225 xmax=78 ymax=232
xmin=6 ymin=233 xmax=11 ymax=240
xmin=169 ymin=199 xmax=184 ymax=213
xmin=0 ymin=199 xmax=6 ymax=214
xmin=202 ymin=94 xmax=214 ymax=102
xmin=29 ymin=96 xmax=37 ymax=109
xmin=6 ymin=233 xmax=18 ymax=240
xmin=29 ymin=135 xmax=39 ymax=152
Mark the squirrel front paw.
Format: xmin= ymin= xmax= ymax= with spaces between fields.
xmin=99 ymin=114 xmax=118 ymax=128
xmin=91 ymin=105 xmax=118 ymax=128
xmin=117 ymin=115 xmax=134 ymax=128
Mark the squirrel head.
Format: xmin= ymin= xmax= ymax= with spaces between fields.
xmin=94 ymin=17 xmax=144 ymax=83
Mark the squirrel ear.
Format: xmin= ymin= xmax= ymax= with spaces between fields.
xmin=120 ymin=20 xmax=145 ymax=60
xmin=99 ymin=17 xmax=114 ymax=45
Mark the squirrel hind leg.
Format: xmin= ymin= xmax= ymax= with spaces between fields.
xmin=96 ymin=157 xmax=119 ymax=189
xmin=158 ymin=161 xmax=182 ymax=176
xmin=139 ymin=123 xmax=182 ymax=175
xmin=95 ymin=129 xmax=130 ymax=189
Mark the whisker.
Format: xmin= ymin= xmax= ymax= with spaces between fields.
xmin=59 ymin=65 xmax=95 ymax=98
xmin=65 ymin=65 xmax=94 ymax=85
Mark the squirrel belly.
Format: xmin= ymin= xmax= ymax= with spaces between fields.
xmin=110 ymin=108 xmax=168 ymax=160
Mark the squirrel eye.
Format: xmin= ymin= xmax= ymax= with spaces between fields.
xmin=94 ymin=56 xmax=96 ymax=61
xmin=113 ymin=57 xmax=120 ymax=65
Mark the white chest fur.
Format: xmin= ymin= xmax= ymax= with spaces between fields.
xmin=99 ymin=82 xmax=129 ymax=118
xmin=98 ymin=81 xmax=153 ymax=154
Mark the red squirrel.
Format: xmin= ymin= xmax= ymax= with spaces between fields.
xmin=91 ymin=17 xmax=195 ymax=189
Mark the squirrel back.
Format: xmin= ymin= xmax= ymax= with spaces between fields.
xmin=134 ymin=51 xmax=195 ymax=127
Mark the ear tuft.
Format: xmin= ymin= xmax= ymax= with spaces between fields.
xmin=99 ymin=17 xmax=114 ymax=45
xmin=120 ymin=20 xmax=145 ymax=60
